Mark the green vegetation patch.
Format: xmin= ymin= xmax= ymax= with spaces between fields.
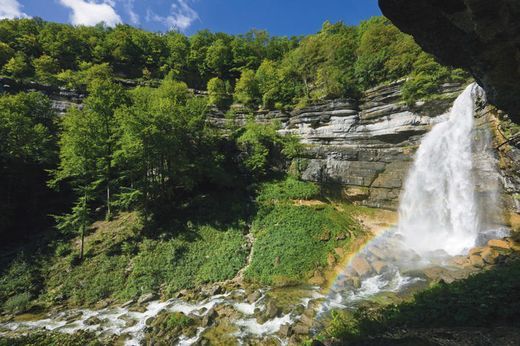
xmin=245 ymin=178 xmax=363 ymax=286
xmin=33 ymin=212 xmax=247 ymax=308
xmin=123 ymin=225 xmax=248 ymax=298
xmin=0 ymin=330 xmax=111 ymax=346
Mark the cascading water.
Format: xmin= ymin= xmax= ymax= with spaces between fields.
xmin=398 ymin=83 xmax=483 ymax=256
xmin=323 ymin=82 xmax=506 ymax=311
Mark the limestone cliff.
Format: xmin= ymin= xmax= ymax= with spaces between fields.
xmin=4 ymin=77 xmax=517 ymax=217
xmin=378 ymin=0 xmax=520 ymax=123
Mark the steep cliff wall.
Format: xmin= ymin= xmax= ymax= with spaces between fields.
xmin=378 ymin=0 xmax=520 ymax=123
xmin=284 ymin=81 xmax=466 ymax=209
xmin=4 ymin=77 xmax=517 ymax=217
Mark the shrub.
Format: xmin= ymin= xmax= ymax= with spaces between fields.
xmin=3 ymin=292 xmax=31 ymax=314
xmin=257 ymin=177 xmax=320 ymax=202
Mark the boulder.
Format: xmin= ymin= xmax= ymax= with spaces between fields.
xmin=469 ymin=247 xmax=484 ymax=256
xmin=309 ymin=271 xmax=325 ymax=286
xmin=368 ymin=246 xmax=387 ymax=260
xmin=264 ymin=300 xmax=280 ymax=319
xmin=120 ymin=299 xmax=135 ymax=308
xmin=469 ymin=255 xmax=485 ymax=268
xmin=371 ymin=260 xmax=389 ymax=274
xmin=278 ymin=323 xmax=292 ymax=337
xmin=246 ymin=291 xmax=262 ymax=304
xmin=334 ymin=247 xmax=345 ymax=257
xmin=480 ymin=247 xmax=500 ymax=264
xmin=292 ymin=323 xmax=310 ymax=335
xmin=137 ymin=292 xmax=157 ymax=305
xmin=351 ymin=256 xmax=372 ymax=277
xmin=84 ymin=316 xmax=101 ymax=326
xmin=487 ymin=239 xmax=512 ymax=251
xmin=201 ymin=308 xmax=217 ymax=327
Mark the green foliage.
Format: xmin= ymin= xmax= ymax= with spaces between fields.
xmin=32 ymin=54 xmax=59 ymax=84
xmin=402 ymin=53 xmax=469 ymax=105
xmin=0 ymin=331 xmax=107 ymax=346
xmin=234 ymin=69 xmax=260 ymax=107
xmin=0 ymin=257 xmax=40 ymax=307
xmin=166 ymin=312 xmax=193 ymax=329
xmin=0 ymin=92 xmax=58 ymax=236
xmin=3 ymin=292 xmax=32 ymax=314
xmin=0 ymin=92 xmax=56 ymax=163
xmin=256 ymin=177 xmax=320 ymax=202
xmin=207 ymin=77 xmax=231 ymax=108
xmin=123 ymin=225 xmax=247 ymax=298
xmin=2 ymin=52 xmax=31 ymax=78
xmin=245 ymin=177 xmax=362 ymax=286
xmin=0 ymin=41 xmax=15 ymax=67
xmin=323 ymin=310 xmax=361 ymax=339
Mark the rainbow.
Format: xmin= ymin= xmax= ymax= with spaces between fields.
xmin=322 ymin=226 xmax=397 ymax=295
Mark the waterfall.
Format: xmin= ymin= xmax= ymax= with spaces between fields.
xmin=398 ymin=83 xmax=484 ymax=256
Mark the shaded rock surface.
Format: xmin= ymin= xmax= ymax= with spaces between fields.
xmin=379 ymin=0 xmax=520 ymax=122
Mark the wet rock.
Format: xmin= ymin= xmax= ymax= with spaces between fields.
xmin=58 ymin=311 xmax=83 ymax=322
xmin=488 ymin=239 xmax=512 ymax=251
xmin=368 ymin=246 xmax=387 ymax=260
xmin=84 ymin=316 xmax=101 ymax=326
xmin=120 ymin=299 xmax=135 ymax=308
xmin=137 ymin=292 xmax=157 ymax=305
xmin=201 ymin=308 xmax=217 ymax=327
xmin=264 ymin=300 xmax=280 ymax=319
xmin=469 ymin=255 xmax=485 ymax=268
xmin=469 ymin=247 xmax=484 ymax=256
xmin=300 ymin=313 xmax=314 ymax=327
xmin=448 ymin=255 xmax=470 ymax=267
xmin=481 ymin=247 xmax=500 ymax=264
xmin=292 ymin=323 xmax=310 ymax=335
xmin=371 ymin=260 xmax=388 ymax=274
xmin=119 ymin=314 xmax=138 ymax=328
xmin=278 ymin=323 xmax=292 ymax=337
xmin=129 ymin=305 xmax=147 ymax=313
xmin=351 ymin=256 xmax=372 ymax=277
xmin=247 ymin=291 xmax=262 ymax=304
xmin=94 ymin=299 xmax=111 ymax=310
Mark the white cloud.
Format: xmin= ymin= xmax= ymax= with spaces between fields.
xmin=58 ymin=0 xmax=122 ymax=27
xmin=121 ymin=0 xmax=139 ymax=25
xmin=147 ymin=0 xmax=199 ymax=31
xmin=0 ymin=0 xmax=28 ymax=19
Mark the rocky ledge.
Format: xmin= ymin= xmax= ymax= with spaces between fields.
xmin=283 ymin=81 xmax=466 ymax=209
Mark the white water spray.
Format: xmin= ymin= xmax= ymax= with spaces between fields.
xmin=398 ymin=83 xmax=484 ymax=256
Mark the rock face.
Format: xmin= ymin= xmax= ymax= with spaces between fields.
xmin=5 ymin=77 xmax=518 ymax=213
xmin=281 ymin=81 xmax=465 ymax=209
xmin=378 ymin=0 xmax=520 ymax=122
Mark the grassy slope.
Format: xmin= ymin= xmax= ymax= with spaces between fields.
xmin=0 ymin=177 xmax=370 ymax=313
xmin=1 ymin=212 xmax=249 ymax=311
xmin=245 ymin=178 xmax=366 ymax=286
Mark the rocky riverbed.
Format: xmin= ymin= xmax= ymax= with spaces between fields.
xmin=2 ymin=227 xmax=518 ymax=346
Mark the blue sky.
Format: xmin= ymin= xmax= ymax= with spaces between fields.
xmin=1 ymin=0 xmax=381 ymax=36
